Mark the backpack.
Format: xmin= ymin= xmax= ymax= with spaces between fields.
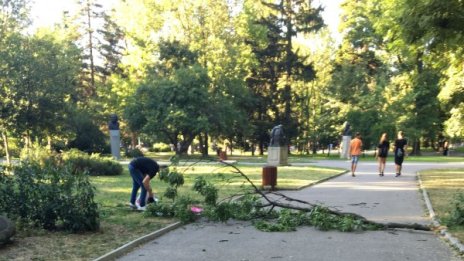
xmin=397 ymin=149 xmax=403 ymax=157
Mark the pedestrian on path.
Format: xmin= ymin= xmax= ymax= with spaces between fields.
xmin=349 ymin=132 xmax=363 ymax=177
xmin=376 ymin=133 xmax=390 ymax=176
xmin=394 ymin=131 xmax=408 ymax=177
xmin=128 ymin=157 xmax=159 ymax=211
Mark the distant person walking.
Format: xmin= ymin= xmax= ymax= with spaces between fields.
xmin=349 ymin=132 xmax=363 ymax=177
xmin=394 ymin=131 xmax=408 ymax=177
xmin=443 ymin=139 xmax=449 ymax=156
xmin=376 ymin=133 xmax=390 ymax=176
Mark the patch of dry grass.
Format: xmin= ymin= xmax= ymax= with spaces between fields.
xmin=419 ymin=168 xmax=464 ymax=242
xmin=0 ymin=217 xmax=175 ymax=261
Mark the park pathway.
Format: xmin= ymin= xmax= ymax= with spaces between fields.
xmin=114 ymin=160 xmax=463 ymax=261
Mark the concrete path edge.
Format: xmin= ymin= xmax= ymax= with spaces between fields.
xmin=417 ymin=171 xmax=464 ymax=254
xmin=293 ymin=170 xmax=348 ymax=190
xmin=93 ymin=222 xmax=183 ymax=261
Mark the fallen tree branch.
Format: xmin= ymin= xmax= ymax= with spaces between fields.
xmin=219 ymin=160 xmax=431 ymax=231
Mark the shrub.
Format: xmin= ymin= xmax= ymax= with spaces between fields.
xmin=0 ymin=137 xmax=21 ymax=158
xmin=152 ymin=143 xmax=172 ymax=153
xmin=68 ymin=111 xmax=108 ymax=154
xmin=61 ymin=149 xmax=123 ymax=176
xmin=446 ymin=192 xmax=464 ymax=227
xmin=0 ymin=161 xmax=99 ymax=232
xmin=125 ymin=148 xmax=144 ymax=158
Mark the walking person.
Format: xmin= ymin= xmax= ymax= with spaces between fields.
xmin=349 ymin=132 xmax=363 ymax=177
xmin=376 ymin=133 xmax=390 ymax=176
xmin=443 ymin=139 xmax=449 ymax=156
xmin=394 ymin=131 xmax=408 ymax=177
xmin=128 ymin=157 xmax=160 ymax=211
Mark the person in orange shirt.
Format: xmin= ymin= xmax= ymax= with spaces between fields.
xmin=349 ymin=132 xmax=363 ymax=177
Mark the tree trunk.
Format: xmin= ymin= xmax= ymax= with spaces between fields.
xmin=47 ymin=136 xmax=52 ymax=151
xmin=1 ymin=132 xmax=11 ymax=165
xmin=198 ymin=134 xmax=204 ymax=155
xmin=130 ymin=132 xmax=137 ymax=149
xmin=198 ymin=133 xmax=209 ymax=157
xmin=177 ymin=135 xmax=195 ymax=155
xmin=204 ymin=132 xmax=209 ymax=157
xmin=411 ymin=139 xmax=421 ymax=156
xmin=86 ymin=0 xmax=96 ymax=95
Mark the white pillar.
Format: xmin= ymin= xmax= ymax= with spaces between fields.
xmin=110 ymin=130 xmax=121 ymax=160
xmin=340 ymin=136 xmax=351 ymax=159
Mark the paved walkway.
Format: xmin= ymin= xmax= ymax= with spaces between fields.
xmin=115 ymin=160 xmax=463 ymax=261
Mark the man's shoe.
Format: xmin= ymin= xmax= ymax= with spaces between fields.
xmin=137 ymin=206 xmax=146 ymax=211
xmin=129 ymin=203 xmax=137 ymax=210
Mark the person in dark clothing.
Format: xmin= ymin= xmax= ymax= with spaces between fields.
xmin=128 ymin=157 xmax=159 ymax=211
xmin=443 ymin=140 xmax=449 ymax=156
xmin=393 ymin=131 xmax=408 ymax=177
xmin=376 ymin=133 xmax=390 ymax=176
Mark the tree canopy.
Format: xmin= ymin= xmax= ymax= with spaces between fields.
xmin=1 ymin=0 xmax=463 ymax=158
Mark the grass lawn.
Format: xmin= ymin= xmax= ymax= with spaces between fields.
xmin=419 ymin=168 xmax=464 ymax=243
xmin=151 ymin=151 xmax=464 ymax=163
xmin=0 ymin=162 xmax=343 ymax=261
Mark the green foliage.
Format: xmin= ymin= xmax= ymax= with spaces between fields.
xmin=0 ymin=137 xmax=21 ymax=158
xmin=308 ymin=206 xmax=378 ymax=232
xmin=152 ymin=143 xmax=172 ymax=153
xmin=125 ymin=148 xmax=144 ymax=158
xmin=20 ymin=142 xmax=55 ymax=166
xmin=68 ymin=111 xmax=109 ymax=154
xmin=151 ymin=143 xmax=171 ymax=152
xmin=0 ymin=166 xmax=15 ymax=216
xmin=125 ymin=41 xmax=211 ymax=155
xmin=0 ymin=160 xmax=99 ymax=232
xmin=145 ymin=196 xmax=198 ymax=224
xmin=172 ymin=196 xmax=198 ymax=223
xmin=163 ymin=187 xmax=178 ymax=200
xmin=193 ymin=176 xmax=218 ymax=206
xmin=0 ymin=31 xmax=81 ymax=152
xmin=445 ymin=192 xmax=464 ymax=227
xmin=145 ymin=202 xmax=175 ymax=217
xmin=62 ymin=149 xmax=123 ymax=176
xmin=254 ymin=209 xmax=307 ymax=232
xmin=202 ymin=202 xmax=233 ymax=222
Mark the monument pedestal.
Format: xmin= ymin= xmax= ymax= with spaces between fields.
xmin=110 ymin=130 xmax=121 ymax=160
xmin=267 ymin=146 xmax=288 ymax=166
xmin=340 ymin=135 xmax=351 ymax=159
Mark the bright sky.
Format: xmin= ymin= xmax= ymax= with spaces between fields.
xmin=315 ymin=0 xmax=343 ymax=36
xmin=30 ymin=0 xmax=116 ymax=29
xmin=31 ymin=0 xmax=342 ymax=36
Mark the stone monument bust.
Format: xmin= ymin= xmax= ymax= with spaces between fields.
xmin=269 ymin=124 xmax=286 ymax=147
xmin=108 ymin=114 xmax=120 ymax=130
xmin=342 ymin=121 xmax=351 ymax=136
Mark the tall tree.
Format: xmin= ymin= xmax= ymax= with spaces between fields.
xmin=74 ymin=0 xmax=105 ymax=98
xmin=125 ymin=41 xmax=211 ymax=154
xmin=391 ymin=0 xmax=464 ymax=140
xmin=0 ymin=0 xmax=30 ymax=36
xmin=247 ymin=0 xmax=323 ymax=149
xmin=0 ymin=31 xmax=81 ymax=158
xmin=373 ymin=0 xmax=445 ymax=154
xmin=329 ymin=0 xmax=391 ymax=148
xmin=173 ymin=0 xmax=251 ymax=156
xmin=0 ymin=0 xmax=31 ymax=163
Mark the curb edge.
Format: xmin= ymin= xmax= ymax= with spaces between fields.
xmin=417 ymin=171 xmax=464 ymax=254
xmin=93 ymin=221 xmax=183 ymax=261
